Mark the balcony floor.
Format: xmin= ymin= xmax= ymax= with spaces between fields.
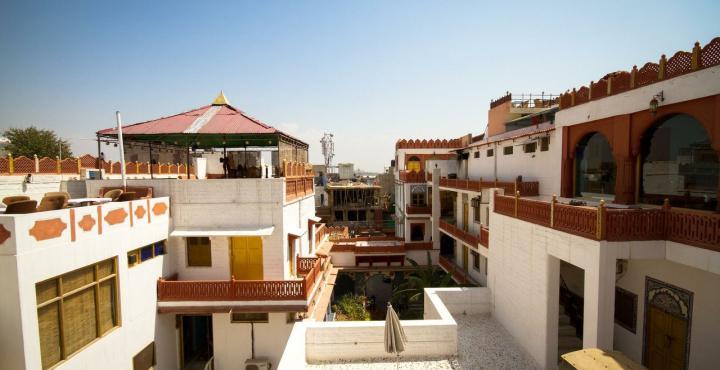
xmin=305 ymin=313 xmax=536 ymax=369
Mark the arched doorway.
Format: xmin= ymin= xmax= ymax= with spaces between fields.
xmin=640 ymin=114 xmax=718 ymax=210
xmin=407 ymin=156 xmax=421 ymax=173
xmin=575 ymin=133 xmax=616 ymax=199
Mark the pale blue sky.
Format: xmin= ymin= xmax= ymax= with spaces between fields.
xmin=0 ymin=1 xmax=718 ymax=171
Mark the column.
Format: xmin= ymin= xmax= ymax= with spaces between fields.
xmin=582 ymin=244 xmax=616 ymax=350
xmin=432 ymin=168 xmax=440 ymax=252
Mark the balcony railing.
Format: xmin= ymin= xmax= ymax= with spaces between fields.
xmin=438 ymin=255 xmax=476 ymax=285
xmin=480 ymin=226 xmax=489 ymax=248
xmin=398 ymin=170 xmax=427 ymax=183
xmin=439 ymin=177 xmax=539 ymax=196
xmin=494 ymin=192 xmax=720 ymax=252
xmin=157 ymin=258 xmax=327 ymax=301
xmin=438 ymin=219 xmax=481 ymax=247
xmin=297 ymin=256 xmax=319 ymax=275
xmin=406 ymin=204 xmax=431 ymax=215
xmin=286 ymin=176 xmax=315 ymax=202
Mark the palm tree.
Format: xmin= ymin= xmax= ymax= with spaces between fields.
xmin=391 ymin=252 xmax=454 ymax=318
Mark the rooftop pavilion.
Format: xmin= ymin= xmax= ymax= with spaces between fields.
xmin=96 ymin=91 xmax=309 ymax=179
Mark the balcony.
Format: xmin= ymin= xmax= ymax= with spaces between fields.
xmin=398 ymin=170 xmax=428 ymax=183
xmin=494 ymin=192 xmax=720 ymax=252
xmin=406 ymin=204 xmax=431 ymax=215
xmin=438 ymin=219 xmax=481 ymax=247
xmin=439 ymin=177 xmax=539 ymax=196
xmin=157 ymin=257 xmax=329 ymax=304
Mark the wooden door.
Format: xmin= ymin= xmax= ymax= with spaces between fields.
xmin=462 ymin=203 xmax=469 ymax=231
xmin=230 ymin=237 xmax=263 ymax=280
xmin=645 ymin=306 xmax=688 ymax=370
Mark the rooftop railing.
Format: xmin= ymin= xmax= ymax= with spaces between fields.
xmin=438 ymin=255 xmax=477 ymax=285
xmin=398 ymin=170 xmax=428 ymax=183
xmin=494 ymin=192 xmax=720 ymax=252
xmin=406 ymin=204 xmax=431 ymax=215
xmin=559 ymin=38 xmax=720 ymax=109
xmin=0 ymin=153 xmax=192 ymax=176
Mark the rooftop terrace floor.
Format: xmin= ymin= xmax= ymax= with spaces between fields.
xmin=305 ymin=313 xmax=538 ymax=369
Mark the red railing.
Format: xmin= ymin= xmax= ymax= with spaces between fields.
xmin=314 ymin=223 xmax=328 ymax=246
xmin=0 ymin=153 xmax=190 ymax=175
xmin=480 ymin=227 xmax=489 ymax=248
xmin=438 ymin=219 xmax=480 ymax=247
xmin=559 ymin=38 xmax=720 ymax=109
xmin=285 ymin=176 xmax=314 ymax=202
xmin=297 ymin=256 xmax=318 ymax=275
xmin=439 ymin=177 xmax=539 ymax=196
xmin=158 ymin=257 xmax=327 ymax=301
xmin=398 ymin=170 xmax=427 ymax=183
xmin=406 ymin=204 xmax=431 ymax=215
xmin=438 ymin=255 xmax=475 ymax=285
xmin=494 ymin=193 xmax=720 ymax=252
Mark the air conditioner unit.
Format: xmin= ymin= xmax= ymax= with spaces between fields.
xmin=245 ymin=358 xmax=271 ymax=370
xmin=80 ymin=168 xmax=103 ymax=180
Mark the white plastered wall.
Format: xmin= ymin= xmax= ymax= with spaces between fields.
xmin=212 ymin=312 xmax=294 ymax=370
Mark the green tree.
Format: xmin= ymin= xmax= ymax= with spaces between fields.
xmin=333 ymin=294 xmax=371 ymax=321
xmin=391 ymin=252 xmax=454 ymax=319
xmin=3 ymin=126 xmax=72 ymax=158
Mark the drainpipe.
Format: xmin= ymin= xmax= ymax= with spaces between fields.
xmin=432 ymin=167 xmax=440 ymax=254
xmin=115 ymin=111 xmax=127 ymax=190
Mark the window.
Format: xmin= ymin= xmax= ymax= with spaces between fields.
xmin=36 ymin=258 xmax=119 ymax=369
xmin=471 ymin=196 xmax=481 ymax=223
xmin=231 ymin=312 xmax=269 ymax=323
xmin=503 ymin=146 xmax=513 ymax=155
xmin=614 ymin=287 xmax=637 ymax=333
xmin=186 ymin=237 xmax=211 ymax=267
xmin=540 ymin=137 xmax=549 ymax=151
xmin=358 ymin=211 xmax=367 ymax=221
xmin=474 ymin=151 xmax=480 ymax=158
xmin=410 ymin=223 xmax=424 ymax=241
xmin=471 ymin=251 xmax=480 ymax=271
xmin=411 ymin=192 xmax=426 ymax=207
xmin=334 ymin=210 xmax=344 ymax=221
xmin=348 ymin=210 xmax=358 ymax=221
xmin=523 ymin=142 xmax=537 ymax=153
xmin=133 ymin=342 xmax=156 ymax=370
xmin=575 ymin=133 xmax=616 ymax=197
xmin=473 ymin=204 xmax=480 ymax=223
xmin=486 ymin=149 xmax=494 ymax=157
xmin=128 ymin=240 xmax=166 ymax=267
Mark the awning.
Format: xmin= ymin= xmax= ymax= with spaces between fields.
xmin=287 ymin=227 xmax=307 ymax=237
xmin=170 ymin=226 xmax=275 ymax=237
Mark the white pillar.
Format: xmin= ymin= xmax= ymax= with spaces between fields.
xmin=432 ymin=168 xmax=440 ymax=251
xmin=582 ymin=243 xmax=616 ymax=349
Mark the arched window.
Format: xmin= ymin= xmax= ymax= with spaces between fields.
xmin=575 ymin=133 xmax=616 ymax=199
xmin=406 ymin=156 xmax=421 ymax=173
xmin=640 ymin=114 xmax=718 ymax=210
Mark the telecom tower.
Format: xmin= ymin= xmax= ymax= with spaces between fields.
xmin=320 ymin=133 xmax=335 ymax=170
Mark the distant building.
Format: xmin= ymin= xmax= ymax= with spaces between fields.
xmin=337 ymin=163 xmax=354 ymax=179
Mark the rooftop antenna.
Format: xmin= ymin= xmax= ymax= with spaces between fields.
xmin=320 ymin=132 xmax=335 ymax=169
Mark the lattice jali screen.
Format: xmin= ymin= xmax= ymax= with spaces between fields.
xmin=138 ymin=162 xmax=149 ymax=173
xmin=665 ymin=51 xmax=692 ymax=79
xmin=590 ymin=79 xmax=608 ymax=100
xmin=0 ymin=157 xmax=8 ymax=173
xmin=635 ymin=62 xmax=659 ymax=87
xmin=700 ymin=37 xmax=720 ymax=68
xmin=38 ymin=157 xmax=56 ymax=173
xmin=14 ymin=156 xmax=36 ymax=173
xmin=112 ymin=162 xmax=121 ymax=173
xmin=611 ymin=71 xmax=631 ymax=94
xmin=79 ymin=154 xmax=96 ymax=168
xmin=575 ymin=86 xmax=589 ymax=105
xmin=59 ymin=158 xmax=78 ymax=173
xmin=126 ymin=162 xmax=137 ymax=173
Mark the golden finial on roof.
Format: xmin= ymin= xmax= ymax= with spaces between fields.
xmin=212 ymin=90 xmax=230 ymax=106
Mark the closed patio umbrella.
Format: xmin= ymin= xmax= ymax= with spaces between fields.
xmin=384 ymin=302 xmax=407 ymax=369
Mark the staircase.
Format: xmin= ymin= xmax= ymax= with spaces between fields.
xmin=558 ymin=305 xmax=583 ymax=358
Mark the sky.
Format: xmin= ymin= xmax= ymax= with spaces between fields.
xmin=0 ymin=1 xmax=718 ymax=172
